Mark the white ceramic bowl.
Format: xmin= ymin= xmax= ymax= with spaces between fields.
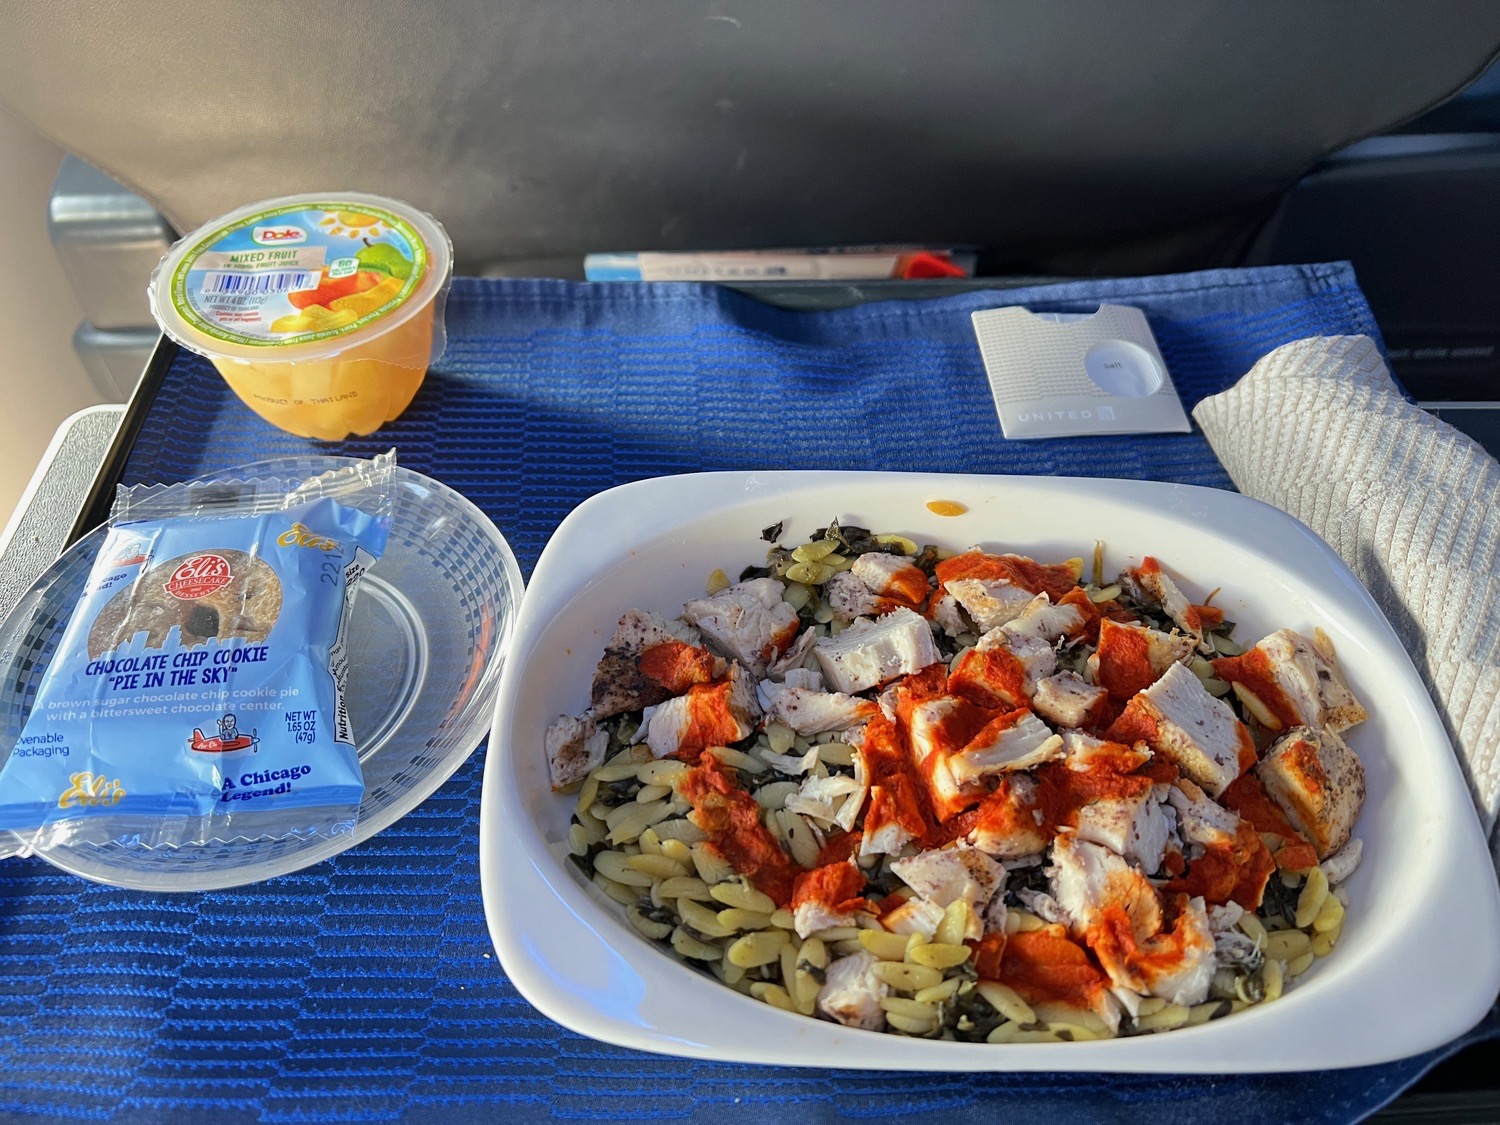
xmin=481 ymin=471 xmax=1500 ymax=1071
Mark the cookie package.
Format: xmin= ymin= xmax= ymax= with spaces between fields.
xmin=0 ymin=452 xmax=397 ymax=855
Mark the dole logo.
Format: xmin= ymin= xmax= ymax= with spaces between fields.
xmin=164 ymin=553 xmax=233 ymax=600
xmin=252 ymin=224 xmax=306 ymax=245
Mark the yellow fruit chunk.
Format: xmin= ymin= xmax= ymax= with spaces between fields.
xmin=270 ymin=305 xmax=359 ymax=334
xmin=270 ymin=311 xmax=312 ymax=333
xmin=330 ymin=275 xmax=403 ymax=318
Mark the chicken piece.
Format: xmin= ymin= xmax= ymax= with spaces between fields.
xmin=1256 ymin=725 xmax=1365 ymax=859
xmin=544 ymin=714 xmax=609 ymax=790
xmin=766 ymin=627 xmax=819 ymax=678
xmin=822 ymin=554 xmax=929 ymax=625
xmin=1047 ymin=835 xmax=1160 ymax=935
xmin=756 ymin=679 xmax=879 ymax=736
xmin=813 ymin=607 xmax=942 ymax=694
xmin=950 ymin=710 xmax=1064 ymax=785
xmin=967 ymin=774 xmax=1049 ymax=859
xmin=1050 ymin=733 xmax=1171 ymax=871
xmin=850 ymin=552 xmax=930 ymax=606
xmin=1166 ymin=780 xmax=1228 ymax=844
xmin=758 ymin=744 xmax=820 ymax=776
xmin=928 ymin=592 xmax=971 ymax=637
xmin=682 ymin=578 xmax=802 ymax=676
xmin=1121 ymin=557 xmax=1209 ymax=651
xmin=590 ymin=609 xmax=716 ymax=718
xmin=891 ymin=845 xmax=1006 ymax=917
xmin=784 ymin=773 xmax=865 ymax=827
xmin=949 ymin=631 xmax=1056 ymax=712
xmin=644 ymin=663 xmax=761 ymax=758
xmin=781 ymin=666 xmax=824 ymax=692
xmin=998 ymin=594 xmax=1088 ymax=645
xmin=906 ymin=695 xmax=989 ymax=820
xmin=948 ymin=646 xmax=1027 ymax=711
xmin=818 ymin=951 xmax=890 ymax=1031
xmin=1213 ymin=628 xmax=1368 ymax=734
xmin=978 ymin=628 xmax=1057 ymax=679
xmin=881 ymin=896 xmax=947 ymax=937
xmin=823 ymin=571 xmax=888 ymax=623
xmin=1032 ymin=671 xmax=1108 ymax=729
xmin=1049 ymin=836 xmax=1215 ymax=1006
xmin=935 ymin=551 xmax=1082 ymax=603
xmin=944 ymin=577 xmax=1035 ymax=633
xmin=860 ymin=791 xmax=919 ymax=856
xmin=1167 ymin=779 xmax=1240 ymax=850
xmin=1321 ymin=837 xmax=1363 ymax=886
xmin=1014 ymin=888 xmax=1072 ymax=928
xmin=1089 ymin=618 xmax=1196 ymax=703
xmin=1075 ymin=788 xmax=1173 ymax=875
xmin=1207 ymin=901 xmax=1245 ymax=932
xmin=888 ymin=852 xmax=1008 ymax=912
xmin=1059 ymin=730 xmax=1153 ymax=773
xmin=791 ymin=861 xmax=868 ymax=938
xmin=855 ymin=717 xmax=929 ymax=857
xmin=1112 ymin=662 xmax=1254 ymax=797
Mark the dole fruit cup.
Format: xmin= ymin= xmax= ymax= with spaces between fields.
xmin=150 ymin=193 xmax=453 ymax=441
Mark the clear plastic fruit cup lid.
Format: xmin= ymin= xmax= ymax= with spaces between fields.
xmin=149 ymin=192 xmax=453 ymax=364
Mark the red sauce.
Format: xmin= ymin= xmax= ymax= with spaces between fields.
xmin=637 ymin=640 xmax=717 ymax=695
xmin=1194 ymin=604 xmax=1226 ymax=629
xmin=1094 ymin=618 xmax=1157 ymax=702
xmin=1134 ymin=752 xmax=1180 ymax=785
xmin=949 ymin=647 xmax=1029 ymax=711
xmin=1099 ymin=600 xmax=1139 ymax=625
xmin=879 ymin=563 xmax=932 ymax=608
xmin=966 ymin=777 xmax=1047 ymax=853
xmin=898 ymin=662 xmax=950 ymax=701
xmin=760 ymin=619 xmax=804 ymax=667
xmin=1135 ymin=557 xmax=1209 ymax=634
xmin=996 ymin=926 xmax=1111 ymax=1011
xmin=814 ymin=830 xmax=862 ymax=867
xmin=1105 ymin=697 xmax=1159 ymax=745
xmin=1161 ymin=820 xmax=1274 ymax=909
xmin=1086 ymin=892 xmax=1212 ymax=992
xmin=679 ymin=755 xmax=802 ymax=905
xmin=1212 ymin=648 xmax=1300 ymax=729
xmin=935 ymin=551 xmax=1079 ymax=603
xmin=1282 ymin=735 xmax=1327 ymax=798
xmin=922 ymin=701 xmax=995 ymax=758
xmin=961 ymin=707 xmax=1034 ymax=754
xmin=1057 ymin=586 xmax=1101 ymax=643
xmin=791 ymin=860 xmax=868 ymax=915
xmin=1236 ymin=728 xmax=1259 ymax=776
xmin=667 ymin=679 xmax=750 ymax=756
xmin=970 ymin=931 xmax=1006 ymax=979
xmin=1026 ymin=744 xmax=1155 ymax=836
xmin=858 ymin=713 xmax=936 ymax=845
xmin=1220 ymin=773 xmax=1320 ymax=871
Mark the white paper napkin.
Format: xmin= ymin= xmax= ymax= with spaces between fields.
xmin=1194 ymin=334 xmax=1500 ymax=852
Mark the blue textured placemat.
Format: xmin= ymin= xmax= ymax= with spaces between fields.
xmin=2 ymin=264 xmax=1493 ymax=1123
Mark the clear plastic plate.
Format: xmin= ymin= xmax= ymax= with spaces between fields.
xmin=0 ymin=455 xmax=523 ymax=890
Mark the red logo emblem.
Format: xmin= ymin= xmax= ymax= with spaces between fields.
xmin=163 ymin=554 xmax=233 ymax=600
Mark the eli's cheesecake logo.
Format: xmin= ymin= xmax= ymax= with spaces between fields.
xmin=163 ymin=553 xmax=233 ymax=600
